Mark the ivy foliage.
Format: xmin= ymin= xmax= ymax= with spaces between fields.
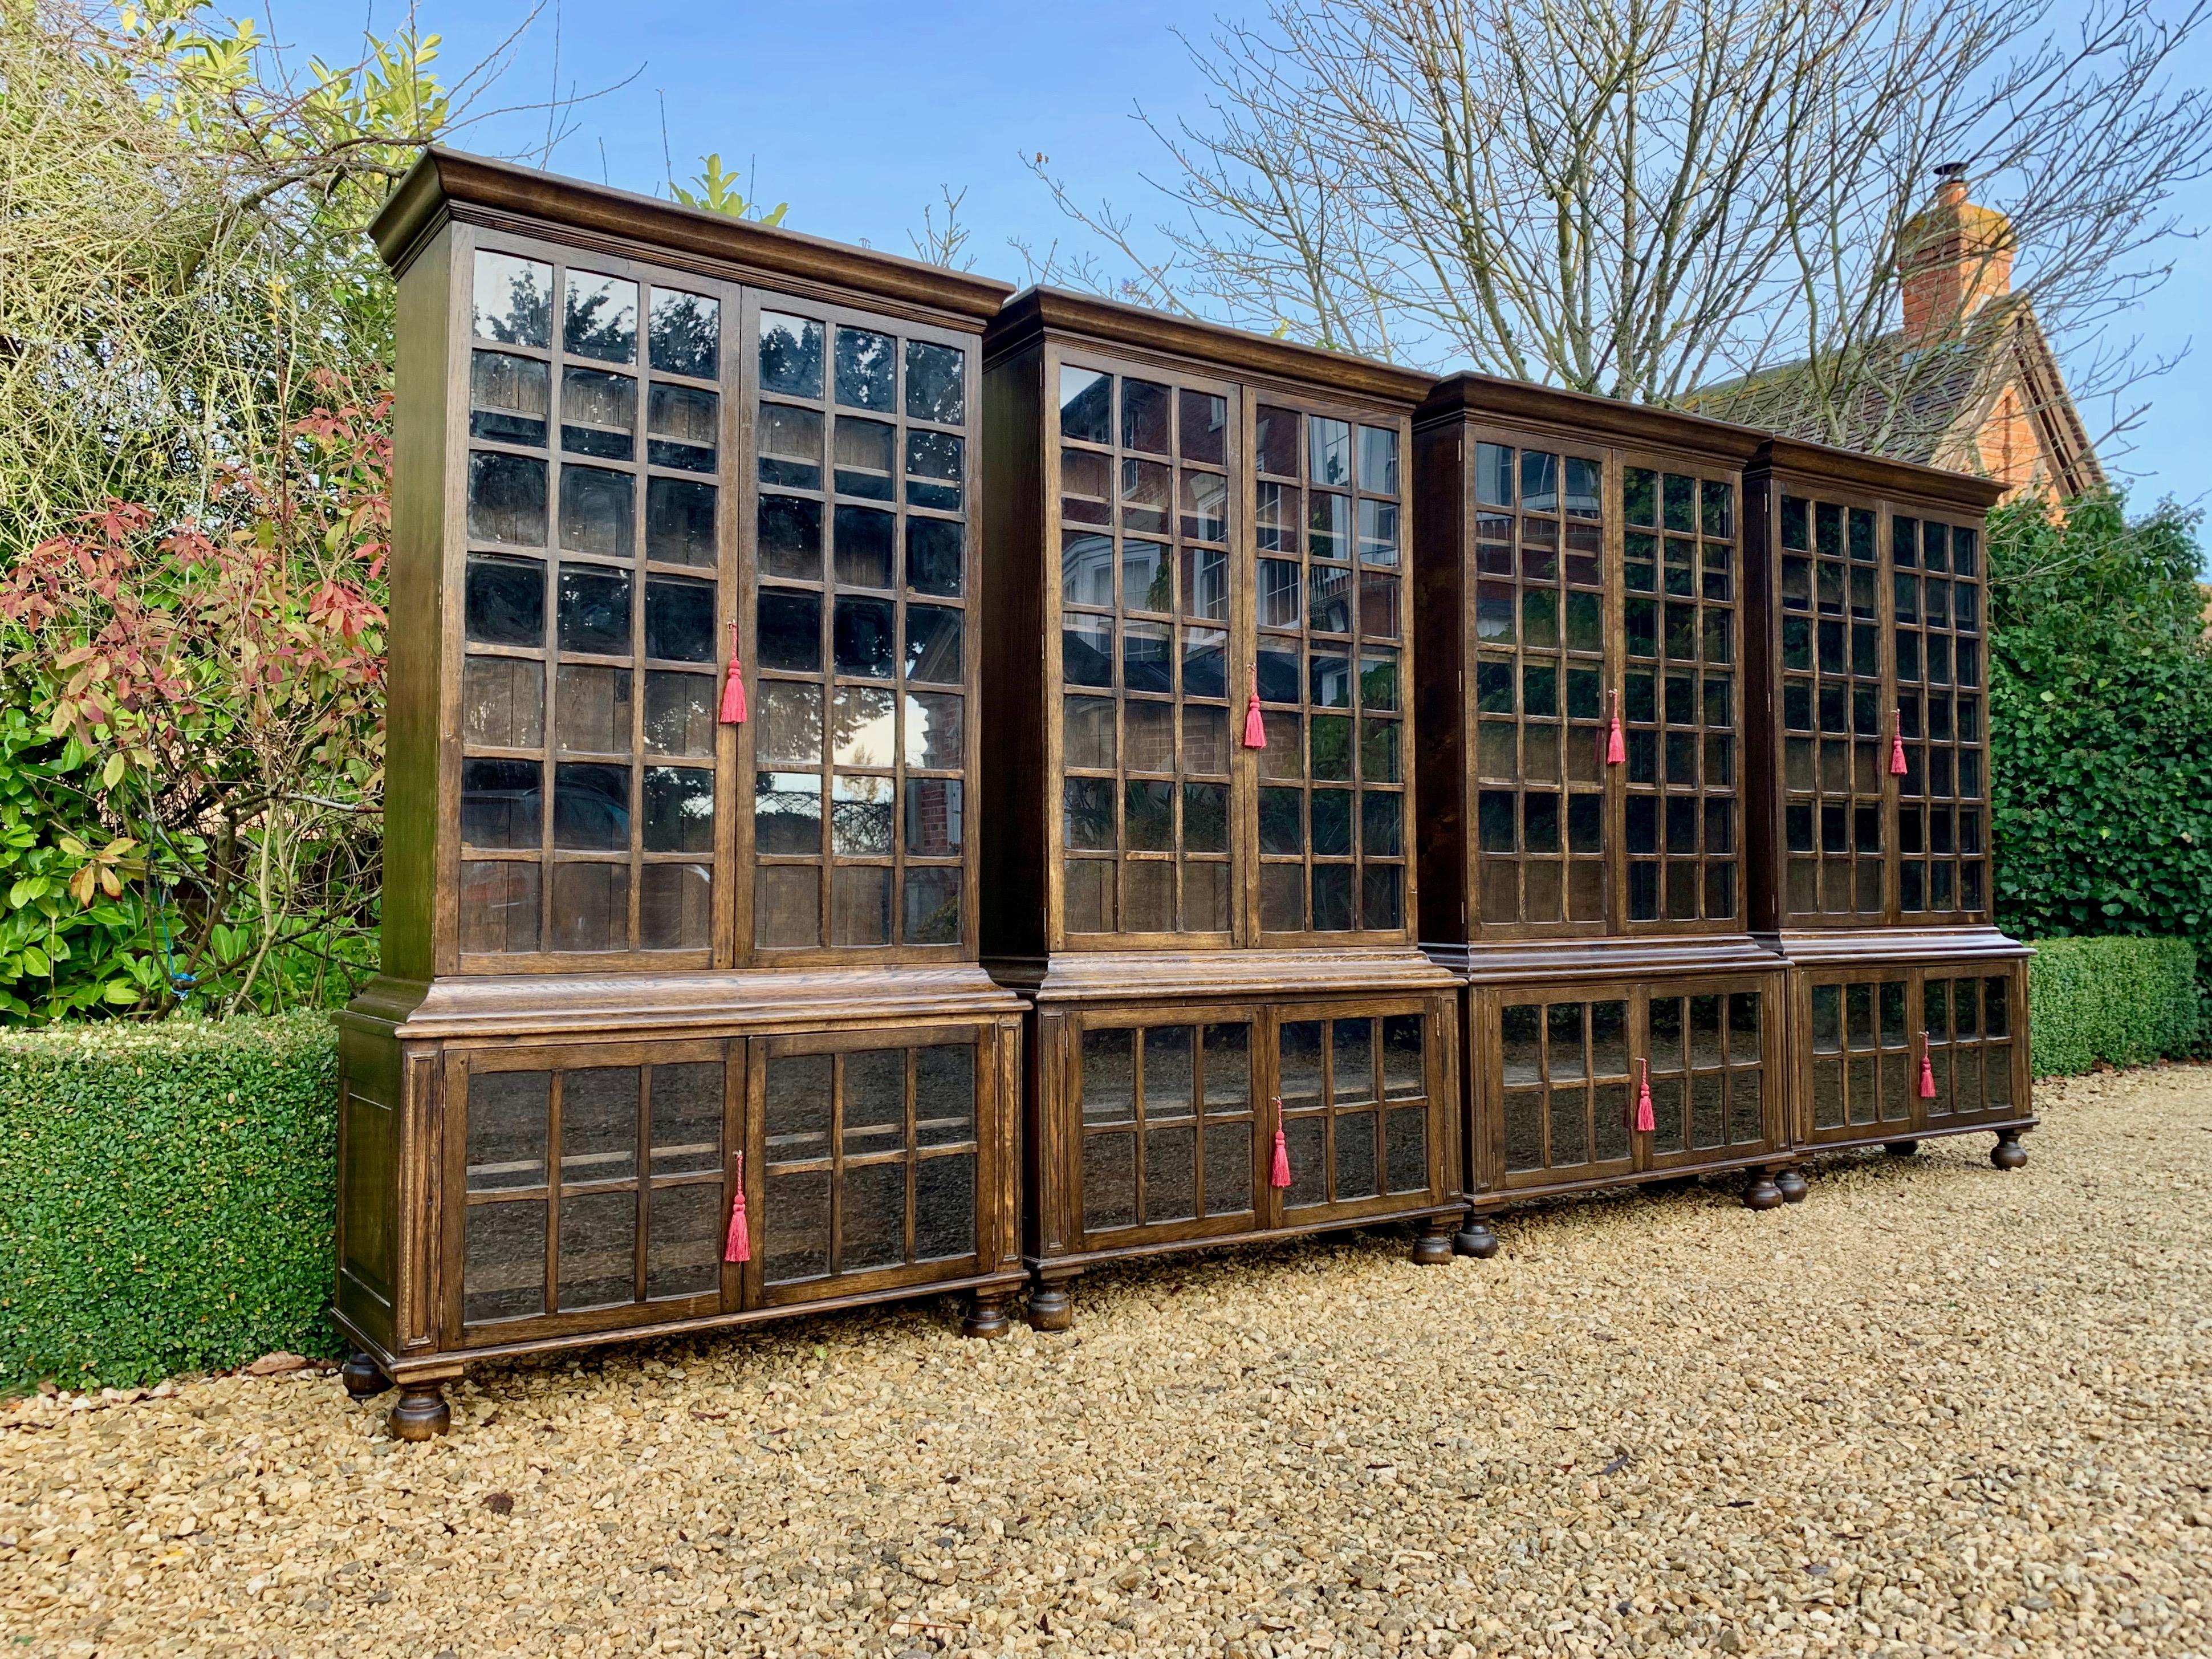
xmin=1987 ymin=490 xmax=2212 ymax=1019
xmin=0 ymin=1013 xmax=338 ymax=1392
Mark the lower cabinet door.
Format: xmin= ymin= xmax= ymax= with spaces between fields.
xmin=1800 ymin=961 xmax=2024 ymax=1144
xmin=448 ymin=1039 xmax=736 ymax=1347
xmin=751 ymin=1022 xmax=998 ymax=1307
xmin=1481 ymin=973 xmax=1783 ymax=1194
xmin=1062 ymin=995 xmax=1449 ymax=1254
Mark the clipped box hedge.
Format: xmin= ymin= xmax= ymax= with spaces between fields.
xmin=0 ymin=1012 xmax=339 ymax=1393
xmin=2027 ymin=936 xmax=2201 ymax=1077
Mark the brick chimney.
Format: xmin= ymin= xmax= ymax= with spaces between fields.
xmin=1900 ymin=164 xmax=2014 ymax=349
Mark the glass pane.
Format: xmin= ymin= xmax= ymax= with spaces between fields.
xmin=1083 ymin=1133 xmax=1136 ymax=1231
xmin=467 ymin=1070 xmax=550 ymax=1190
xmin=906 ymin=340 xmax=966 ymax=424
xmin=1205 ymin=1122 xmax=1253 ymax=1213
xmin=914 ymin=1046 xmax=975 ymax=1147
xmin=907 ymin=518 xmax=963 ymax=596
xmin=760 ymin=312 xmax=824 ymax=398
xmin=471 ymin=349 xmax=548 ymax=446
xmin=561 ymin=1067 xmax=639 ymax=1184
xmin=754 ymin=863 xmax=820 ymax=948
xmin=556 ymin=1184 xmax=635 ymax=1310
xmin=1146 ymin=1124 xmax=1198 ymax=1222
xmin=906 ymin=607 xmax=962 ymax=685
xmin=761 ymin=774 xmax=831 ymax=858
xmin=548 ymin=861 xmax=628 ymax=952
xmin=564 ymin=271 xmax=637 ymax=363
xmin=914 ymin=1153 xmax=974 ymax=1259
xmin=1122 ymin=379 xmax=1170 ymax=453
xmin=902 ymin=866 xmax=960 ymax=944
xmin=648 ymin=287 xmax=719 ymax=378
xmin=1059 ymin=367 xmax=1111 ymax=444
xmin=469 ymin=453 xmax=548 ymax=546
xmin=763 ymin=1166 xmax=831 ymax=1282
xmin=474 ymin=251 xmax=552 ymax=346
xmin=835 ymin=327 xmax=896 ymax=411
xmin=643 ymin=1181 xmax=719 ymax=1300
xmin=463 ymin=1200 xmax=546 ymax=1323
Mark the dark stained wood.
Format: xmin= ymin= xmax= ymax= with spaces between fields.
xmin=979 ymin=339 xmax=1048 ymax=968
xmin=978 ymin=299 xmax=1460 ymax=1310
xmin=375 ymin=151 xmax=1013 ymax=325
xmin=340 ymin=152 xmax=1029 ymax=1416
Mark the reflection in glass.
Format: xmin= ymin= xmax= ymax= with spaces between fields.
xmin=835 ymin=327 xmax=897 ymax=410
xmin=473 ymin=251 xmax=552 ymax=346
xmin=755 ymin=771 xmax=824 ymax=855
xmin=905 ymin=340 xmax=966 ymax=423
xmin=644 ymin=477 xmax=715 ymax=568
xmin=760 ymin=312 xmax=824 ymax=397
xmin=648 ymin=287 xmax=719 ymax=378
xmin=563 ymin=271 xmax=637 ymax=363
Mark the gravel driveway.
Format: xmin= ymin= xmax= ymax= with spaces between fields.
xmin=3 ymin=1064 xmax=2208 ymax=1658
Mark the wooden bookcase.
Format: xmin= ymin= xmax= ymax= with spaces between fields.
xmin=1745 ymin=441 xmax=2033 ymax=1167
xmin=980 ymin=292 xmax=1463 ymax=1327
xmin=1413 ymin=379 xmax=1796 ymax=1237
xmin=335 ymin=152 xmax=1028 ymax=1437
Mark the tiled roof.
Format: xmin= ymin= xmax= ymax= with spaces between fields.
xmin=1681 ymin=296 xmax=2026 ymax=463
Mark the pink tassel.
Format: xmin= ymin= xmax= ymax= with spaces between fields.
xmin=1242 ymin=665 xmax=1266 ymax=749
xmin=1604 ymin=689 xmax=1625 ymax=766
xmin=719 ymin=621 xmax=747 ymax=725
xmin=723 ymin=1152 xmax=751 ymax=1263
xmin=1918 ymin=1036 xmax=1938 ymax=1100
xmin=1269 ymin=1107 xmax=1292 ymax=1189
xmin=1889 ymin=710 xmax=1908 ymax=776
xmin=1633 ymin=1059 xmax=1655 ymax=1133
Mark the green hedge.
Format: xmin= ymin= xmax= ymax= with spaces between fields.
xmin=0 ymin=1013 xmax=339 ymax=1392
xmin=2027 ymin=936 xmax=2201 ymax=1077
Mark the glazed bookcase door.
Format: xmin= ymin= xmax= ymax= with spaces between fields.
xmin=1482 ymin=975 xmax=1781 ymax=1192
xmin=1063 ymin=998 xmax=1444 ymax=1250
xmin=751 ymin=1024 xmax=997 ymax=1306
xmin=1489 ymin=987 xmax=1635 ymax=1190
xmin=1066 ymin=1003 xmax=1266 ymax=1249
xmin=1272 ymin=1001 xmax=1446 ymax=1225
xmin=457 ymin=238 xmax=737 ymax=969
xmin=1889 ymin=514 xmax=1991 ymax=920
xmin=1250 ymin=401 xmax=1414 ymax=940
xmin=1637 ymin=977 xmax=1782 ymax=1173
xmin=1617 ymin=457 xmax=1744 ymax=932
xmin=1799 ymin=963 xmax=2023 ymax=1144
xmin=1465 ymin=436 xmax=1613 ymax=936
xmin=445 ymin=1040 xmax=737 ymax=1348
xmin=1774 ymin=490 xmax=1891 ymax=923
xmin=1051 ymin=351 xmax=1243 ymax=946
xmin=743 ymin=292 xmax=981 ymax=959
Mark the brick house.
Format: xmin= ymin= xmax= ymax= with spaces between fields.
xmin=1689 ymin=166 xmax=2104 ymax=506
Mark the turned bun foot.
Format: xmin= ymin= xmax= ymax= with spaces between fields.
xmin=961 ymin=1290 xmax=1011 ymax=1339
xmin=1775 ymin=1167 xmax=1809 ymax=1205
xmin=340 ymin=1351 xmax=389 ymax=1401
xmin=1410 ymin=1218 xmax=1455 ymax=1266
xmin=1991 ymin=1130 xmax=2028 ymax=1170
xmin=1026 ymin=1282 xmax=1074 ymax=1332
xmin=1884 ymin=1140 xmax=1921 ymax=1157
xmin=1454 ymin=1214 xmax=1501 ymax=1259
xmin=1742 ymin=1170 xmax=1784 ymax=1211
xmin=389 ymin=1382 xmax=451 ymax=1441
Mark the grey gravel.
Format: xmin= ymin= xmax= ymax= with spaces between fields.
xmin=3 ymin=1064 xmax=2209 ymax=1657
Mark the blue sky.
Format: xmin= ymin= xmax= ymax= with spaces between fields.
xmin=289 ymin=1 xmax=2210 ymax=515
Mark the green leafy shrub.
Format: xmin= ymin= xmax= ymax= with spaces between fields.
xmin=1989 ymin=492 xmax=2212 ymax=966
xmin=2027 ymin=936 xmax=2200 ymax=1076
xmin=0 ymin=1013 xmax=339 ymax=1392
